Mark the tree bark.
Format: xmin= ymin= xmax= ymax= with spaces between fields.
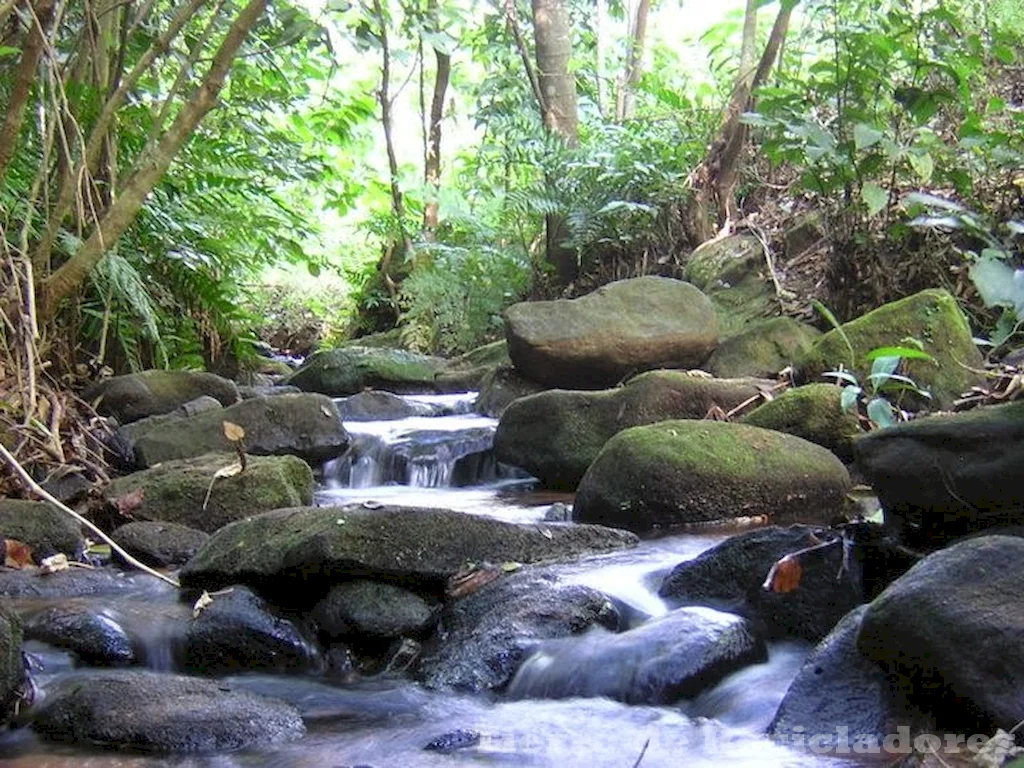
xmin=38 ymin=0 xmax=267 ymax=320
xmin=614 ymin=0 xmax=649 ymax=122
xmin=422 ymin=46 xmax=450 ymax=234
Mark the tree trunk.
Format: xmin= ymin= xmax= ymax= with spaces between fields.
xmin=422 ymin=29 xmax=450 ymax=234
xmin=39 ymin=0 xmax=267 ymax=321
xmin=614 ymin=0 xmax=649 ymax=122
xmin=531 ymin=0 xmax=579 ymax=285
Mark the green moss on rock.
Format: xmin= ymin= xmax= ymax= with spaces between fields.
xmin=573 ymin=420 xmax=851 ymax=533
xmin=795 ymin=289 xmax=984 ymax=410
xmin=84 ymin=370 xmax=240 ymax=424
xmin=287 ymin=346 xmax=447 ymax=396
xmin=743 ymin=383 xmax=862 ymax=460
xmin=707 ymin=317 xmax=821 ymax=378
xmin=0 ymin=605 xmax=21 ymax=725
xmin=0 ymin=499 xmax=85 ymax=557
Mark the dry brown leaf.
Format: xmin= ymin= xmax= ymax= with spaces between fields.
xmin=3 ymin=539 xmax=34 ymax=569
xmin=39 ymin=553 xmax=69 ymax=574
xmin=213 ymin=461 xmax=243 ymax=479
xmin=222 ymin=421 xmax=245 ymax=442
xmin=767 ymin=555 xmax=803 ymax=593
xmin=113 ymin=487 xmax=146 ymax=516
xmin=192 ymin=590 xmax=213 ymax=618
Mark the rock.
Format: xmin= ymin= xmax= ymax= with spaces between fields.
xmin=24 ymin=605 xmax=134 ymax=665
xmin=179 ymin=505 xmax=638 ymax=600
xmin=335 ymin=391 xmax=432 ymax=421
xmin=0 ymin=499 xmax=85 ymax=560
xmin=417 ymin=569 xmax=619 ymax=692
xmin=424 ymin=728 xmax=481 ymax=754
xmin=436 ymin=340 xmax=511 ymax=392
xmin=744 ymin=383 xmax=862 ymax=461
xmin=238 ymin=384 xmax=302 ymax=398
xmin=706 ymin=317 xmax=821 ymax=378
xmin=0 ymin=567 xmax=148 ymax=599
xmin=768 ymin=606 xmax=931 ymax=750
xmin=857 ymin=535 xmax=1024 ymax=731
xmin=573 ymin=421 xmax=852 ymax=534
xmin=543 ymin=503 xmax=572 ymax=522
xmin=185 ymin=586 xmax=317 ymax=673
xmin=103 ymin=452 xmax=314 ymax=533
xmin=111 ymin=521 xmax=209 ymax=567
xmin=504 ymin=276 xmax=718 ymax=389
xmin=684 ymin=234 xmax=779 ymax=338
xmin=312 ymin=580 xmax=434 ymax=640
xmin=84 ymin=370 xmax=240 ymax=424
xmin=507 ymin=606 xmax=766 ymax=705
xmin=494 ymin=371 xmax=769 ymax=490
xmin=119 ymin=392 xmax=349 ymax=468
xmin=32 ymin=669 xmax=305 ymax=752
xmin=0 ymin=604 xmax=22 ymax=725
xmin=854 ymin=401 xmax=1024 ymax=548
xmin=286 ymin=346 xmax=448 ymax=396
xmin=794 ymin=288 xmax=984 ymax=410
xmin=658 ymin=525 xmax=863 ymax=641
xmin=473 ymin=364 xmax=546 ymax=417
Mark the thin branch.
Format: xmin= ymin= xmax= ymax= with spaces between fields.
xmin=504 ymin=0 xmax=545 ymax=116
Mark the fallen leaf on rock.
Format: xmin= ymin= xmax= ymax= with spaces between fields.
xmin=213 ymin=461 xmax=243 ymax=479
xmin=764 ymin=554 xmax=803 ymax=593
xmin=3 ymin=539 xmax=33 ymax=569
xmin=39 ymin=553 xmax=69 ymax=574
xmin=113 ymin=487 xmax=145 ymax=516
xmin=192 ymin=590 xmax=213 ymax=618
xmin=222 ymin=421 xmax=245 ymax=442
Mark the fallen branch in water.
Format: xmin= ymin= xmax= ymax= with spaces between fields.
xmin=0 ymin=441 xmax=180 ymax=588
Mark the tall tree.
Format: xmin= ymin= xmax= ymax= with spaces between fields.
xmin=614 ymin=0 xmax=650 ymax=122
xmin=421 ymin=0 xmax=451 ymax=235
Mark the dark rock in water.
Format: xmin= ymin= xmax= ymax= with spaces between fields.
xmin=185 ymin=586 xmax=318 ymax=673
xmin=659 ymin=525 xmax=863 ymax=642
xmin=574 ymin=421 xmax=851 ymax=534
xmin=473 ymin=364 xmax=546 ymax=417
xmin=424 ymin=728 xmax=481 ymax=753
xmin=24 ymin=605 xmax=134 ymax=665
xmin=417 ymin=568 xmax=619 ymax=693
xmin=286 ymin=346 xmax=448 ymax=396
xmin=507 ymin=606 xmax=766 ymax=705
xmin=857 ymin=535 xmax=1024 ymax=732
xmin=32 ymin=669 xmax=304 ymax=752
xmin=855 ymin=401 xmax=1024 ymax=548
xmin=0 ymin=604 xmax=23 ymax=725
xmin=335 ymin=391 xmax=433 ymax=421
xmin=103 ymin=452 xmax=314 ymax=534
xmin=743 ymin=383 xmax=862 ymax=462
xmin=111 ymin=521 xmax=209 ymax=567
xmin=179 ymin=505 xmax=638 ymax=599
xmin=0 ymin=567 xmax=148 ymax=599
xmin=769 ymin=606 xmax=931 ymax=750
xmin=504 ymin=276 xmax=718 ymax=390
xmin=494 ymin=371 xmax=768 ymax=490
xmin=119 ymin=393 xmax=349 ymax=468
xmin=0 ymin=499 xmax=86 ymax=560
xmin=543 ymin=503 xmax=572 ymax=522
xmin=312 ymin=580 xmax=434 ymax=640
xmin=83 ymin=370 xmax=240 ymax=424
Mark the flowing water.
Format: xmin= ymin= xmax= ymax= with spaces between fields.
xmin=0 ymin=390 xmax=857 ymax=767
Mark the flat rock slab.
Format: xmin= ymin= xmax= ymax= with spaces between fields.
xmin=179 ymin=505 xmax=638 ymax=600
xmin=84 ymin=370 xmax=239 ymax=424
xmin=32 ymin=669 xmax=305 ymax=753
xmin=504 ymin=276 xmax=718 ymax=389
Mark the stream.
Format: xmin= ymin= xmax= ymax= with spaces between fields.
xmin=0 ymin=391 xmax=853 ymax=767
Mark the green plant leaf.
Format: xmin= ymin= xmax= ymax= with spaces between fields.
xmin=822 ymin=370 xmax=859 ymax=386
xmin=0 ymin=45 xmax=21 ymax=58
xmin=853 ymin=123 xmax=884 ymax=151
xmin=866 ymin=398 xmax=896 ymax=428
xmin=861 ymin=183 xmax=888 ymax=217
xmin=863 ymin=346 xmax=935 ymax=363
xmin=840 ymin=385 xmax=861 ymax=413
xmin=869 ymin=355 xmax=901 ymax=388
xmin=908 ymin=151 xmax=934 ymax=183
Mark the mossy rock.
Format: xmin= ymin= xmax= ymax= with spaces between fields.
xmin=743 ymin=383 xmax=862 ymax=461
xmin=473 ymin=364 xmax=547 ymax=417
xmin=286 ymin=346 xmax=448 ymax=396
xmin=706 ymin=317 xmax=820 ymax=378
xmin=794 ymin=289 xmax=984 ymax=410
xmin=343 ymin=328 xmax=406 ymax=349
xmin=0 ymin=604 xmax=22 ymax=726
xmin=111 ymin=521 xmax=209 ymax=568
xmin=83 ymin=370 xmax=240 ymax=425
xmin=104 ymin=453 xmax=314 ymax=533
xmin=436 ymin=340 xmax=511 ymax=391
xmin=684 ymin=234 xmax=779 ymax=338
xmin=0 ymin=499 xmax=85 ymax=559
xmin=573 ymin=420 xmax=851 ymax=533
xmin=495 ymin=371 xmax=769 ymax=490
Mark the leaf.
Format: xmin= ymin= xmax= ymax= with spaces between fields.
xmin=840 ymin=385 xmax=862 ymax=413
xmin=904 ymin=192 xmax=964 ymax=212
xmin=908 ymin=151 xmax=934 ymax=183
xmin=0 ymin=46 xmax=20 ymax=59
xmin=3 ymin=539 xmax=34 ymax=569
xmin=866 ymin=397 xmax=896 ymax=428
xmin=214 ymin=461 xmax=243 ymax=479
xmin=812 ymin=300 xmax=855 ymax=366
xmin=766 ymin=555 xmax=803 ymax=593
xmin=192 ymin=590 xmax=213 ymax=618
xmin=113 ymin=487 xmax=146 ymax=516
xmin=869 ymin=355 xmax=901 ymax=389
xmin=863 ymin=346 xmax=935 ymax=363
xmin=853 ymin=123 xmax=884 ymax=151
xmin=39 ymin=553 xmax=69 ymax=574
xmin=861 ymin=183 xmax=889 ymax=217
xmin=822 ymin=370 xmax=859 ymax=386
xmin=222 ymin=421 xmax=245 ymax=442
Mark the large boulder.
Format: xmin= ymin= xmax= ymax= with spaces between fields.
xmin=179 ymin=505 xmax=638 ymax=601
xmin=286 ymin=346 xmax=448 ymax=396
xmin=743 ymin=383 xmax=862 ymax=461
xmin=473 ymin=364 xmax=546 ymax=417
xmin=0 ymin=499 xmax=85 ymax=560
xmin=684 ymin=234 xmax=780 ymax=338
xmin=495 ymin=372 xmax=769 ymax=490
xmin=706 ymin=317 xmax=821 ymax=379
xmin=854 ymin=401 xmax=1024 ymax=548
xmin=857 ymin=536 xmax=1024 ymax=731
xmin=794 ymin=289 xmax=984 ymax=410
xmin=119 ymin=393 xmax=348 ymax=468
xmin=658 ymin=525 xmax=863 ymax=641
xmin=84 ymin=370 xmax=240 ymax=424
xmin=334 ymin=391 xmax=431 ymax=421
xmin=417 ymin=568 xmax=619 ymax=692
xmin=0 ymin=604 xmax=22 ymax=725
xmin=573 ymin=421 xmax=851 ymax=533
xmin=503 ymin=276 xmax=718 ymax=389
xmin=32 ymin=669 xmax=304 ymax=752
xmin=507 ymin=606 xmax=766 ymax=705
xmin=103 ymin=452 xmax=314 ymax=533
xmin=768 ymin=606 xmax=931 ymax=750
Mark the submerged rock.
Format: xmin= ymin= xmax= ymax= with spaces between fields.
xmin=84 ymin=370 xmax=240 ymax=424
xmin=507 ymin=606 xmax=766 ymax=705
xmin=24 ymin=605 xmax=134 ymax=665
xmin=504 ymin=276 xmax=718 ymax=389
xmin=0 ymin=567 xmax=148 ymax=600
xmin=0 ymin=499 xmax=85 ymax=560
xmin=32 ymin=669 xmax=305 ymax=752
xmin=573 ymin=421 xmax=851 ymax=534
